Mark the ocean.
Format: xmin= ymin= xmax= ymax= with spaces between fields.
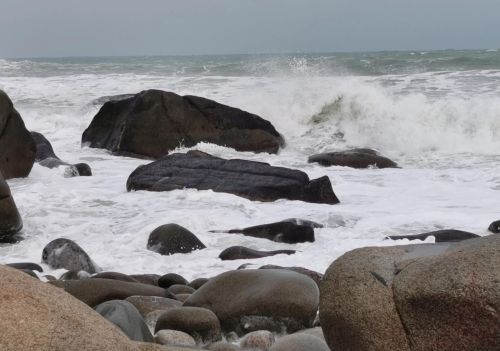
xmin=1 ymin=50 xmax=499 ymax=279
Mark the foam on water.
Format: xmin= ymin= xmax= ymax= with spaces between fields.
xmin=1 ymin=52 xmax=499 ymax=280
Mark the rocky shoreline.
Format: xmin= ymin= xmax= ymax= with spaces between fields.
xmin=1 ymin=88 xmax=499 ymax=351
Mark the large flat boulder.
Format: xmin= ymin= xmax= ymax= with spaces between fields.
xmin=320 ymin=235 xmax=500 ymax=351
xmin=0 ymin=171 xmax=23 ymax=240
xmin=184 ymin=269 xmax=319 ymax=335
xmin=127 ymin=151 xmax=339 ymax=204
xmin=82 ymin=89 xmax=284 ymax=158
xmin=0 ymin=90 xmax=36 ymax=179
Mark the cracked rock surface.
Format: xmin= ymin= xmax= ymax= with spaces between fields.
xmin=319 ymin=235 xmax=500 ymax=351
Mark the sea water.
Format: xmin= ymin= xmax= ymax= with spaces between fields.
xmin=1 ymin=50 xmax=499 ymax=280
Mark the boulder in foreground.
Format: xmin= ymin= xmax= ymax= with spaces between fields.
xmin=308 ymin=148 xmax=398 ymax=169
xmin=127 ymin=151 xmax=339 ymax=204
xmin=184 ymin=269 xmax=319 ymax=335
xmin=320 ymin=235 xmax=500 ymax=351
xmin=0 ymin=265 xmax=138 ymax=351
xmin=0 ymin=171 xmax=23 ymax=240
xmin=0 ymin=90 xmax=36 ymax=179
xmin=82 ymin=89 xmax=284 ymax=158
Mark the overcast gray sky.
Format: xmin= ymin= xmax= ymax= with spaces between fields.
xmin=0 ymin=0 xmax=498 ymax=58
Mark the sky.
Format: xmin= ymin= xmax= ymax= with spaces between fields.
xmin=0 ymin=0 xmax=499 ymax=58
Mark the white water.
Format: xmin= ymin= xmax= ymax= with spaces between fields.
xmin=1 ymin=61 xmax=500 ymax=280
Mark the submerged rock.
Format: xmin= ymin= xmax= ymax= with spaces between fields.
xmin=127 ymin=151 xmax=339 ymax=204
xmin=147 ymin=224 xmax=206 ymax=256
xmin=387 ymin=229 xmax=479 ymax=242
xmin=219 ymin=246 xmax=296 ymax=260
xmin=184 ymin=269 xmax=319 ymax=335
xmin=308 ymin=148 xmax=398 ymax=169
xmin=0 ymin=90 xmax=36 ymax=179
xmin=0 ymin=171 xmax=23 ymax=240
xmin=42 ymin=238 xmax=100 ymax=273
xmin=82 ymin=89 xmax=284 ymax=158
xmin=320 ymin=235 xmax=500 ymax=351
xmin=31 ymin=131 xmax=92 ymax=177
xmin=217 ymin=220 xmax=316 ymax=243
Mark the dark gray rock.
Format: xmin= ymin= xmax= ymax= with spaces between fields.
xmin=95 ymin=300 xmax=153 ymax=342
xmin=387 ymin=229 xmax=479 ymax=242
xmin=5 ymin=262 xmax=43 ymax=272
xmin=0 ymin=171 xmax=23 ymax=241
xmin=82 ymin=89 xmax=284 ymax=158
xmin=488 ymin=220 xmax=500 ymax=233
xmin=308 ymin=148 xmax=398 ymax=169
xmin=147 ymin=224 xmax=206 ymax=256
xmin=127 ymin=151 xmax=339 ymax=205
xmin=42 ymin=238 xmax=100 ymax=273
xmin=219 ymin=246 xmax=296 ymax=261
xmin=125 ymin=295 xmax=182 ymax=317
xmin=31 ymin=131 xmax=92 ymax=177
xmin=0 ymin=90 xmax=36 ymax=179
xmin=155 ymin=306 xmax=222 ymax=344
xmin=158 ymin=273 xmax=188 ymax=288
xmin=49 ymin=278 xmax=173 ymax=307
xmin=184 ymin=269 xmax=319 ymax=335
xmin=216 ymin=221 xmax=315 ymax=244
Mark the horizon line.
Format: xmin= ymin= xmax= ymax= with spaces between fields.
xmin=2 ymin=47 xmax=498 ymax=61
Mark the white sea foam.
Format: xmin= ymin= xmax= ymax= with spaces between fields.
xmin=1 ymin=58 xmax=499 ymax=280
